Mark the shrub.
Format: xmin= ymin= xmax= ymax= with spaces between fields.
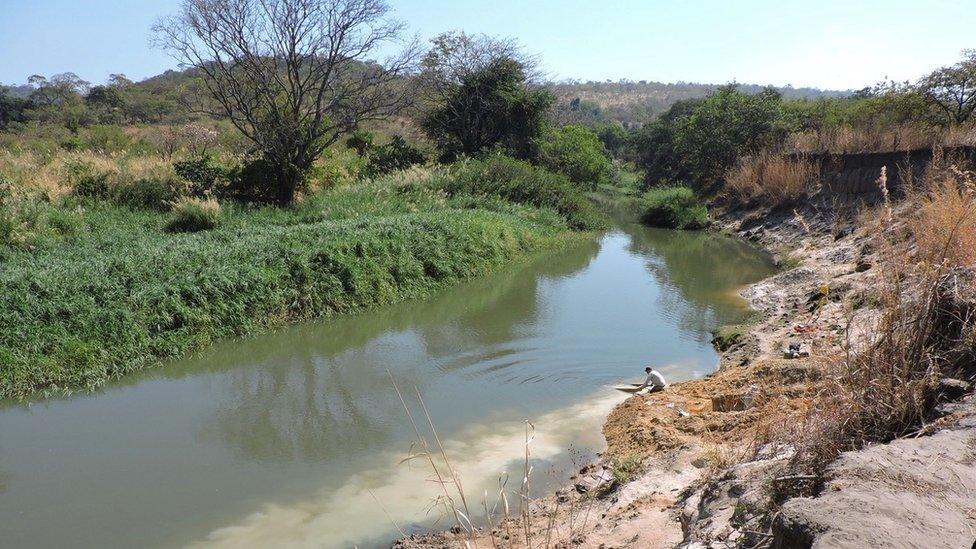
xmin=536 ymin=124 xmax=611 ymax=188
xmin=597 ymin=123 xmax=631 ymax=157
xmin=433 ymin=154 xmax=607 ymax=231
xmin=173 ymin=156 xmax=230 ymax=197
xmin=226 ymin=157 xmax=285 ymax=203
xmin=84 ymin=125 xmax=133 ymax=152
xmin=114 ymin=176 xmax=186 ymax=210
xmin=345 ymin=129 xmax=374 ymax=157
xmin=724 ymin=152 xmax=821 ymax=208
xmin=67 ymin=160 xmax=111 ymax=198
xmin=634 ymin=86 xmax=788 ymax=192
xmin=639 ymin=186 xmax=708 ymax=229
xmin=164 ymin=197 xmax=221 ymax=233
xmin=422 ymin=57 xmax=553 ymax=160
xmin=366 ymin=135 xmax=426 ymax=176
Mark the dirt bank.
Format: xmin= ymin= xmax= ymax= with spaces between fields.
xmin=397 ymin=198 xmax=976 ymax=548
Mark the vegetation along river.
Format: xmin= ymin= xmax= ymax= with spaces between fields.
xmin=0 ymin=219 xmax=774 ymax=548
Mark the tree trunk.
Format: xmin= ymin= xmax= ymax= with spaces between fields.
xmin=273 ymin=160 xmax=303 ymax=207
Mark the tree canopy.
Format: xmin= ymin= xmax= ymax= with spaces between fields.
xmin=153 ymin=0 xmax=419 ymax=204
xmin=419 ymin=32 xmax=552 ymax=161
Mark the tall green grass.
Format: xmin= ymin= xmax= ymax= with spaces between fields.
xmin=0 ymin=173 xmax=588 ymax=400
xmin=429 ymin=155 xmax=609 ymax=231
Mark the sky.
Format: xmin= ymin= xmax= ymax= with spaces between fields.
xmin=1 ymin=0 xmax=975 ymax=90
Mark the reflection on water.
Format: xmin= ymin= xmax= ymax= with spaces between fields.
xmin=0 ymin=220 xmax=773 ymax=549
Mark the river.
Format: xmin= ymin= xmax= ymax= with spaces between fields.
xmin=0 ymin=219 xmax=774 ymax=548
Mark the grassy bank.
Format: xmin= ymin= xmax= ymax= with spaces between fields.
xmin=0 ymin=164 xmax=598 ymax=400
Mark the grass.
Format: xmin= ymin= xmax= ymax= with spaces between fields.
xmin=724 ymin=152 xmax=821 ymax=208
xmin=768 ymin=162 xmax=976 ymax=483
xmin=429 ymin=155 xmax=608 ymax=231
xmin=164 ymin=196 xmax=221 ymax=233
xmin=638 ymin=186 xmax=708 ymax=230
xmin=595 ymin=455 xmax=640 ymax=498
xmin=711 ymin=324 xmax=748 ymax=351
xmin=0 ymin=169 xmax=588 ymax=400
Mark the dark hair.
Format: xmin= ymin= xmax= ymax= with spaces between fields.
xmin=645 ymin=366 xmax=652 ymax=372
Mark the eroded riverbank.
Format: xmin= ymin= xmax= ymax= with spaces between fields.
xmin=406 ymin=198 xmax=976 ymax=549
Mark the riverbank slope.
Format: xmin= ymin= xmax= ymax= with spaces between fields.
xmin=398 ymin=167 xmax=976 ymax=548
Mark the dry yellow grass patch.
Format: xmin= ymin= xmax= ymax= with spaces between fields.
xmin=725 ymin=152 xmax=821 ymax=207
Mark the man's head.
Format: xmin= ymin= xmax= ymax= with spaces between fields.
xmin=645 ymin=366 xmax=652 ymax=373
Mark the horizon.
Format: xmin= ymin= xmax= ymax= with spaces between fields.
xmin=2 ymin=0 xmax=975 ymax=90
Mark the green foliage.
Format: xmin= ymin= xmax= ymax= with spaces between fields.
xmin=432 ymin=155 xmax=607 ymax=231
xmin=112 ymin=176 xmax=186 ymax=210
xmin=0 ymin=181 xmax=573 ymax=399
xmin=366 ymin=135 xmax=426 ymax=176
xmin=917 ymin=50 xmax=976 ymax=124
xmin=173 ymin=156 xmax=230 ymax=197
xmin=639 ymin=186 xmax=708 ymax=230
xmin=0 ymin=86 xmax=32 ymax=129
xmin=0 ymin=189 xmax=83 ymax=251
xmin=67 ymin=160 xmax=111 ymax=198
xmin=597 ymin=123 xmax=631 ymax=157
xmin=596 ymin=455 xmax=641 ymax=497
xmin=422 ymin=58 xmax=554 ymax=160
xmin=164 ymin=198 xmax=221 ymax=233
xmin=226 ymin=157 xmax=285 ymax=204
xmin=345 ymin=129 xmax=374 ymax=157
xmin=535 ymin=124 xmax=611 ymax=189
xmin=634 ymin=87 xmax=788 ymax=192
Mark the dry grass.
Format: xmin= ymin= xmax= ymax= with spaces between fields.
xmin=910 ymin=165 xmax=976 ymax=267
xmin=771 ymin=163 xmax=976 ymax=482
xmin=724 ymin=152 xmax=821 ymax=207
xmin=0 ymin=149 xmax=177 ymax=199
xmin=789 ymin=123 xmax=942 ymax=154
xmin=789 ymin=122 xmax=976 ymax=154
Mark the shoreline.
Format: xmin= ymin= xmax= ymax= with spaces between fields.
xmin=400 ymin=196 xmax=976 ymax=547
xmin=397 ymin=205 xmax=816 ymax=548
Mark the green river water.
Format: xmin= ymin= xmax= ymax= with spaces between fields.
xmin=0 ymin=219 xmax=774 ymax=548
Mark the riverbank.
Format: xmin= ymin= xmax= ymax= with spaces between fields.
xmin=0 ymin=161 xmax=603 ymax=401
xmin=398 ymin=173 xmax=976 ymax=547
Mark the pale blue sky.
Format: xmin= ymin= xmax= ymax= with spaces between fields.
xmin=1 ymin=0 xmax=974 ymax=90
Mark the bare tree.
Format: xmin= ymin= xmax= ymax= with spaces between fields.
xmin=917 ymin=50 xmax=976 ymax=125
xmin=153 ymin=0 xmax=420 ymax=205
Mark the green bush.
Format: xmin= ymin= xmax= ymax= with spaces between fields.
xmin=173 ymin=156 xmax=230 ymax=197
xmin=536 ymin=124 xmax=611 ymax=188
xmin=164 ymin=197 xmax=221 ymax=233
xmin=345 ymin=129 xmax=374 ymax=157
xmin=639 ymin=186 xmax=708 ymax=230
xmin=113 ymin=176 xmax=186 ymax=210
xmin=67 ymin=161 xmax=111 ymax=198
xmin=634 ymin=86 xmax=788 ymax=192
xmin=366 ymin=136 xmax=426 ymax=176
xmin=433 ymin=154 xmax=607 ymax=231
xmin=226 ymin=157 xmax=287 ymax=204
xmin=422 ymin=57 xmax=553 ymax=160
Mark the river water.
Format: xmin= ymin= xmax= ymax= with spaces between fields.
xmin=0 ymin=219 xmax=774 ymax=548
